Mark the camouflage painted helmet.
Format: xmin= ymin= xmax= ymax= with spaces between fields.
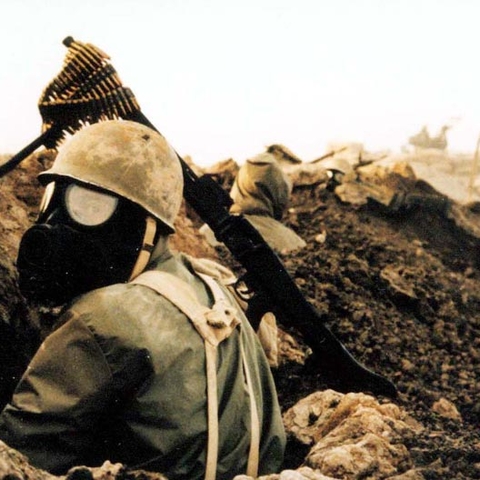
xmin=38 ymin=120 xmax=183 ymax=232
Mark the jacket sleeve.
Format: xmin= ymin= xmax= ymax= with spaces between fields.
xmin=0 ymin=312 xmax=121 ymax=474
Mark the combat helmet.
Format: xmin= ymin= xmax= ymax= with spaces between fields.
xmin=39 ymin=120 xmax=183 ymax=232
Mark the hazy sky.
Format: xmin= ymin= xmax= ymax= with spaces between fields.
xmin=1 ymin=0 xmax=479 ymax=166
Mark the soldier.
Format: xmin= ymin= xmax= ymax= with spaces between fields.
xmin=201 ymin=152 xmax=306 ymax=253
xmin=0 ymin=120 xmax=286 ymax=480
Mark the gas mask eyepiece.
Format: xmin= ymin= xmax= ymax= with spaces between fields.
xmin=64 ymin=184 xmax=119 ymax=226
xmin=18 ymin=180 xmax=157 ymax=306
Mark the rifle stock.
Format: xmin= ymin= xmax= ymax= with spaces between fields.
xmin=0 ymin=126 xmax=62 ymax=178
xmin=132 ymin=111 xmax=397 ymax=397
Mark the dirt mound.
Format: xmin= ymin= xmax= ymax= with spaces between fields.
xmin=1 ymin=151 xmax=480 ymax=479
xmin=209 ymin=161 xmax=480 ymax=478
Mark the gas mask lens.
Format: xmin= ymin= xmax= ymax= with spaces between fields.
xmin=65 ymin=184 xmax=119 ymax=226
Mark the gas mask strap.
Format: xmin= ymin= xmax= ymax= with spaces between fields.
xmin=128 ymin=216 xmax=157 ymax=281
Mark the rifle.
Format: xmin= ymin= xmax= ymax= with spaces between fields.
xmin=310 ymin=146 xmax=348 ymax=164
xmin=2 ymin=37 xmax=397 ymax=397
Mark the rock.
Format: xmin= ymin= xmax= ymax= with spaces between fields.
xmin=251 ymin=466 xmax=340 ymax=480
xmin=387 ymin=468 xmax=425 ymax=479
xmin=283 ymin=391 xmax=423 ymax=479
xmin=0 ymin=442 xmax=169 ymax=480
xmin=380 ymin=265 xmax=417 ymax=301
xmin=283 ymin=390 xmax=344 ymax=445
xmin=431 ymin=398 xmax=462 ymax=421
xmin=314 ymin=232 xmax=327 ymax=244
xmin=287 ymin=163 xmax=329 ymax=188
xmin=278 ymin=329 xmax=309 ymax=366
xmin=0 ymin=440 xmax=56 ymax=480
xmin=286 ymin=467 xmax=339 ymax=480
xmin=306 ymin=433 xmax=408 ymax=479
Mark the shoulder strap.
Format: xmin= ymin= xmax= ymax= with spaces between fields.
xmin=130 ymin=270 xmax=260 ymax=480
xmin=132 ymin=270 xmax=240 ymax=346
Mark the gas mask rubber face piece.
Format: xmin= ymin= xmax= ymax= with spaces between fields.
xmin=17 ymin=180 xmax=156 ymax=306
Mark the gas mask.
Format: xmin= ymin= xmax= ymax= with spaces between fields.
xmin=17 ymin=180 xmax=157 ymax=306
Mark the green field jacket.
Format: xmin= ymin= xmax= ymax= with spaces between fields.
xmin=0 ymin=253 xmax=285 ymax=479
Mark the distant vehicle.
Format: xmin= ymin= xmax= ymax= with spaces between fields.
xmin=408 ymin=125 xmax=451 ymax=151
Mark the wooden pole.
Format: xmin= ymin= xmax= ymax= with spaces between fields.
xmin=467 ymin=133 xmax=480 ymax=203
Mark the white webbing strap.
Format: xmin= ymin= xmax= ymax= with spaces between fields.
xmin=240 ymin=340 xmax=260 ymax=478
xmin=199 ymin=273 xmax=260 ymax=479
xmin=205 ymin=341 xmax=219 ymax=480
xmin=131 ymin=270 xmax=260 ymax=480
xmin=128 ymin=216 xmax=157 ymax=281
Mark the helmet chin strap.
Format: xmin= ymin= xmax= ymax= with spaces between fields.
xmin=128 ymin=216 xmax=157 ymax=281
